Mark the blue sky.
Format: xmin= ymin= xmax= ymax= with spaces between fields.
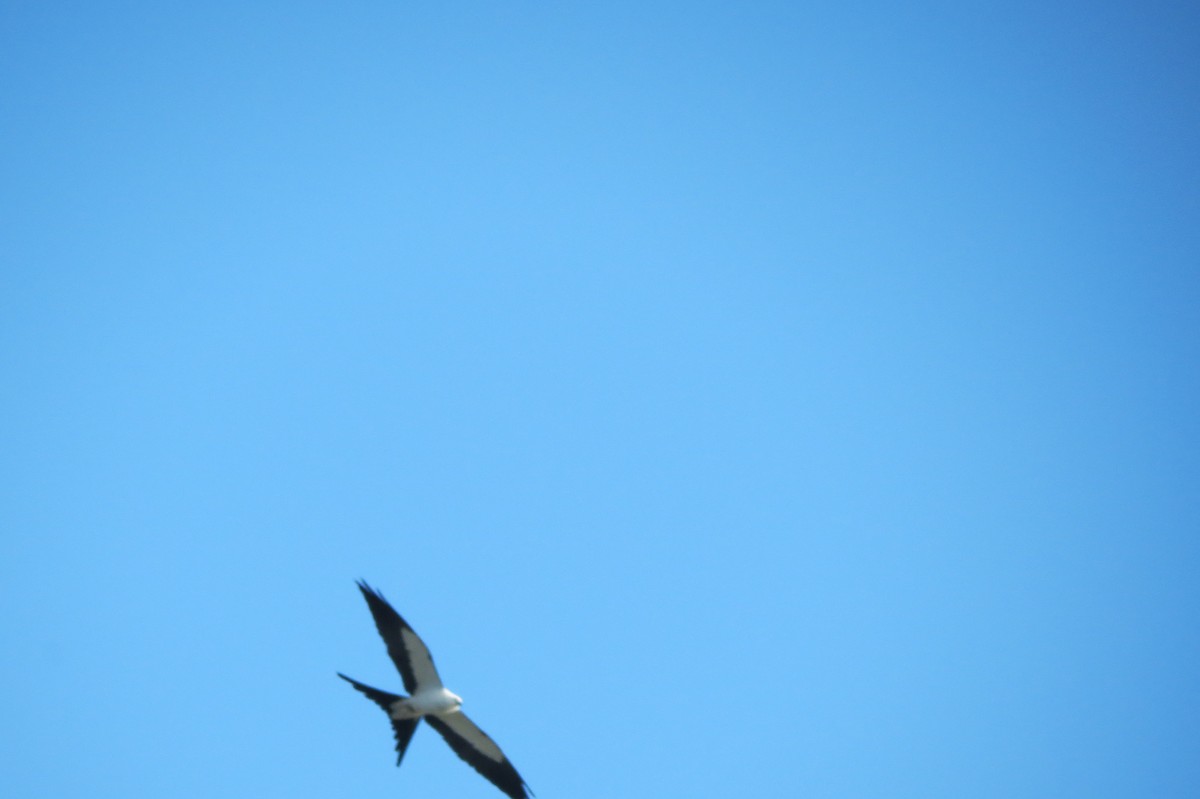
xmin=2 ymin=1 xmax=1198 ymax=797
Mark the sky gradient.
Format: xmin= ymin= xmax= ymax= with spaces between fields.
xmin=3 ymin=2 xmax=1199 ymax=797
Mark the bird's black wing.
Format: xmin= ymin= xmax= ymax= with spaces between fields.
xmin=356 ymin=580 xmax=442 ymax=694
xmin=425 ymin=711 xmax=531 ymax=799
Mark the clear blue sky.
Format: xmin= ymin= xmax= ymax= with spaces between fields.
xmin=2 ymin=2 xmax=1198 ymax=797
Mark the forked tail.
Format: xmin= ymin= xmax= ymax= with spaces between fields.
xmin=337 ymin=673 xmax=421 ymax=766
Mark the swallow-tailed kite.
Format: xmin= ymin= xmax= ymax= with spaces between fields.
xmin=339 ymin=581 xmax=531 ymax=799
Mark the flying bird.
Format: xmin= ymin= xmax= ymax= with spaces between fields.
xmin=339 ymin=581 xmax=531 ymax=799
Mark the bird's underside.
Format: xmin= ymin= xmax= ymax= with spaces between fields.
xmin=339 ymin=581 xmax=531 ymax=799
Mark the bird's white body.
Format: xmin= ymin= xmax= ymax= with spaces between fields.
xmin=390 ymin=686 xmax=463 ymax=719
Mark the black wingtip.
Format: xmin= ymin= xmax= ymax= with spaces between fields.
xmin=355 ymin=580 xmax=395 ymax=617
xmin=356 ymin=579 xmax=385 ymax=601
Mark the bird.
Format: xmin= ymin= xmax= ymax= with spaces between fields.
xmin=338 ymin=580 xmax=532 ymax=799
